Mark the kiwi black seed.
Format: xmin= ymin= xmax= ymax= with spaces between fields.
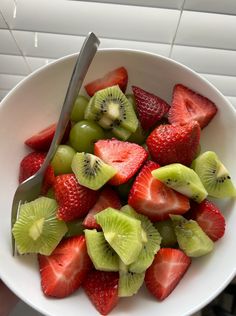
xmin=71 ymin=152 xmax=117 ymax=190
xmin=191 ymin=151 xmax=236 ymax=198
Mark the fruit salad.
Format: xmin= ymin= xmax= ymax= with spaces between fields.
xmin=12 ymin=66 xmax=236 ymax=315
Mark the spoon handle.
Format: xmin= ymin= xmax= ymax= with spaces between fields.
xmin=43 ymin=32 xmax=100 ymax=169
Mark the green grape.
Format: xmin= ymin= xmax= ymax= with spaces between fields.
xmin=70 ymin=95 xmax=89 ymax=122
xmin=154 ymin=219 xmax=177 ymax=247
xmin=127 ymin=123 xmax=148 ymax=145
xmin=46 ymin=187 xmax=55 ymax=199
xmin=65 ymin=219 xmax=84 ymax=237
xmin=69 ymin=120 xmax=105 ymax=153
xmin=51 ymin=145 xmax=76 ymax=175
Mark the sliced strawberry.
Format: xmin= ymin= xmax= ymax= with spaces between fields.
xmin=24 ymin=121 xmax=71 ymax=151
xmin=145 ymin=248 xmax=191 ymax=300
xmin=168 ymin=84 xmax=217 ymax=128
xmin=188 ymin=199 xmax=226 ymax=241
xmin=83 ymin=187 xmax=122 ymax=229
xmin=19 ymin=151 xmax=46 ymax=183
xmin=24 ymin=123 xmax=56 ymax=151
xmin=41 ymin=165 xmax=56 ymax=195
xmin=94 ymin=138 xmax=148 ymax=186
xmin=83 ymin=270 xmax=119 ymax=315
xmin=146 ymin=121 xmax=200 ymax=166
xmin=38 ymin=235 xmax=92 ymax=298
xmin=54 ymin=174 xmax=98 ymax=221
xmin=85 ymin=67 xmax=128 ymax=97
xmin=132 ymin=85 xmax=170 ymax=130
xmin=128 ymin=161 xmax=190 ymax=221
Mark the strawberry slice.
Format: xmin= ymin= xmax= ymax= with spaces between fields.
xmin=24 ymin=123 xmax=56 ymax=151
xmin=19 ymin=151 xmax=46 ymax=183
xmin=85 ymin=67 xmax=128 ymax=97
xmin=188 ymin=199 xmax=226 ymax=241
xmin=19 ymin=151 xmax=56 ymax=195
xmin=83 ymin=187 xmax=122 ymax=229
xmin=146 ymin=121 xmax=200 ymax=166
xmin=168 ymin=84 xmax=217 ymax=128
xmin=132 ymin=85 xmax=170 ymax=130
xmin=145 ymin=248 xmax=191 ymax=300
xmin=128 ymin=161 xmax=190 ymax=221
xmin=54 ymin=174 xmax=98 ymax=221
xmin=94 ymin=139 xmax=148 ymax=186
xmin=38 ymin=235 xmax=92 ymax=298
xmin=83 ymin=270 xmax=119 ymax=315
xmin=24 ymin=122 xmax=71 ymax=151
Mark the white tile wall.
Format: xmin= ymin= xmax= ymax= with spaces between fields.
xmin=184 ymin=0 xmax=236 ymax=15
xmin=0 ymin=29 xmax=20 ymax=55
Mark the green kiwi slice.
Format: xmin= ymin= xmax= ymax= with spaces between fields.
xmin=121 ymin=205 xmax=162 ymax=273
xmin=12 ymin=197 xmax=67 ymax=255
xmin=71 ymin=152 xmax=117 ymax=190
xmin=85 ymin=229 xmax=119 ymax=271
xmin=89 ymin=85 xmax=138 ymax=133
xmin=191 ymin=151 xmax=236 ymax=198
xmin=118 ymin=260 xmax=145 ymax=297
xmin=151 ymin=163 xmax=208 ymax=203
xmin=154 ymin=219 xmax=177 ymax=247
xmin=95 ymin=207 xmax=143 ymax=265
xmin=170 ymin=215 xmax=214 ymax=257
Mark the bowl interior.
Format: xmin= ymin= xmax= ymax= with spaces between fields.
xmin=0 ymin=49 xmax=236 ymax=316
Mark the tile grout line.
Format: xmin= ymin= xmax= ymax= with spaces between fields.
xmin=0 ymin=10 xmax=32 ymax=73
xmin=169 ymin=0 xmax=186 ymax=58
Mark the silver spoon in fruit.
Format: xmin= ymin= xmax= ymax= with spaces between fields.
xmin=11 ymin=32 xmax=100 ymax=256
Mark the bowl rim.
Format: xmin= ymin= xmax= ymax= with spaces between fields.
xmin=0 ymin=48 xmax=235 ymax=114
xmin=1 ymin=47 xmax=236 ymax=316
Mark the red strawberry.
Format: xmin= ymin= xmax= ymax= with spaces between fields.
xmin=38 ymin=235 xmax=92 ymax=298
xmin=94 ymin=138 xmax=148 ymax=186
xmin=83 ymin=187 xmax=121 ymax=229
xmin=83 ymin=270 xmax=119 ymax=315
xmin=85 ymin=67 xmax=128 ymax=97
xmin=145 ymin=248 xmax=191 ymax=300
xmin=168 ymin=84 xmax=217 ymax=128
xmin=188 ymin=199 xmax=225 ymax=241
xmin=25 ymin=123 xmax=56 ymax=151
xmin=54 ymin=174 xmax=98 ymax=221
xmin=132 ymin=85 xmax=170 ymax=130
xmin=24 ymin=122 xmax=71 ymax=151
xmin=19 ymin=151 xmax=46 ymax=183
xmin=19 ymin=151 xmax=55 ymax=194
xmin=146 ymin=121 xmax=200 ymax=166
xmin=128 ymin=161 xmax=190 ymax=221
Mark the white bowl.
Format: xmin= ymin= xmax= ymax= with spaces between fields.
xmin=0 ymin=49 xmax=236 ymax=316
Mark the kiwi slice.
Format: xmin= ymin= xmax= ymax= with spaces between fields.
xmin=152 ymin=163 xmax=208 ymax=203
xmin=154 ymin=219 xmax=177 ymax=247
xmin=65 ymin=219 xmax=84 ymax=237
xmin=121 ymin=205 xmax=162 ymax=273
xmin=71 ymin=152 xmax=117 ymax=190
xmin=84 ymin=96 xmax=100 ymax=122
xmin=170 ymin=215 xmax=214 ymax=257
xmin=89 ymin=85 xmax=138 ymax=133
xmin=85 ymin=229 xmax=119 ymax=271
xmin=111 ymin=125 xmax=131 ymax=141
xmin=95 ymin=207 xmax=143 ymax=265
xmin=191 ymin=151 xmax=236 ymax=198
xmin=118 ymin=260 xmax=145 ymax=297
xmin=12 ymin=197 xmax=67 ymax=255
